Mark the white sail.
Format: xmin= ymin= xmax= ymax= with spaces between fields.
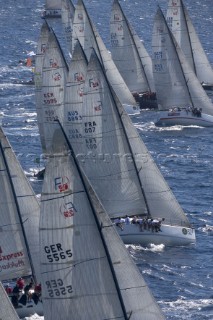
xmin=61 ymin=0 xmax=75 ymax=55
xmin=110 ymin=0 xmax=154 ymax=93
xmin=64 ymin=41 xmax=87 ymax=151
xmin=35 ymin=21 xmax=51 ymax=153
xmin=41 ymin=28 xmax=68 ymax=154
xmin=72 ymin=0 xmax=137 ymax=107
xmin=40 ymin=147 xmax=165 ymax=319
xmin=152 ymin=8 xmax=213 ymax=115
xmin=0 ymin=127 xmax=40 ymax=282
xmin=0 ymin=283 xmax=19 ymax=320
xmin=73 ymin=50 xmax=190 ymax=227
xmin=166 ymin=0 xmax=213 ymax=86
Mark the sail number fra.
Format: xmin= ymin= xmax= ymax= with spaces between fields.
xmin=44 ymin=243 xmax=72 ymax=262
xmin=45 ymin=278 xmax=73 ymax=298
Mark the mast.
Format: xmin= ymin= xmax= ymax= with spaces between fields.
xmin=56 ymin=120 xmax=129 ymax=319
xmin=0 ymin=142 xmax=36 ymax=283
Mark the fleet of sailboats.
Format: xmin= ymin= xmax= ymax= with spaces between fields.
xmin=0 ymin=127 xmax=43 ymax=318
xmin=152 ymin=7 xmax=213 ymax=127
xmin=166 ymin=0 xmax=213 ymax=91
xmin=110 ymin=0 xmax=157 ymax=109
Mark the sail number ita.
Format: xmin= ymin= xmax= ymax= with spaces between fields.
xmin=44 ymin=243 xmax=72 ymax=262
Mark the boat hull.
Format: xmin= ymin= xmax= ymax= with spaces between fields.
xmin=133 ymin=92 xmax=158 ymax=110
xmin=13 ymin=300 xmax=43 ymax=318
xmin=155 ymin=110 xmax=213 ymax=127
xmin=116 ymin=224 xmax=195 ymax=246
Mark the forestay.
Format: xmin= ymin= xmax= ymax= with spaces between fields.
xmin=0 ymin=127 xmax=40 ymax=282
xmin=152 ymin=8 xmax=213 ymax=115
xmin=72 ymin=0 xmax=137 ymax=106
xmin=40 ymin=148 xmax=165 ymax=319
xmin=166 ymin=0 xmax=213 ymax=85
xmin=41 ymin=28 xmax=69 ymax=154
xmin=0 ymin=282 xmax=19 ymax=320
xmin=110 ymin=0 xmax=154 ymax=93
xmin=61 ymin=0 xmax=75 ymax=55
xmin=35 ymin=21 xmax=51 ymax=153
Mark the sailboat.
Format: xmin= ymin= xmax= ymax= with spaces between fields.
xmin=152 ymin=7 xmax=213 ymax=127
xmin=72 ymin=0 xmax=140 ymax=115
xmin=0 ymin=127 xmax=43 ymax=318
xmin=39 ymin=129 xmax=165 ymax=319
xmin=110 ymin=0 xmax=157 ymax=109
xmin=64 ymin=47 xmax=195 ymax=247
xmin=0 ymin=282 xmax=19 ymax=320
xmin=42 ymin=0 xmax=62 ymax=19
xmin=166 ymin=0 xmax=213 ymax=91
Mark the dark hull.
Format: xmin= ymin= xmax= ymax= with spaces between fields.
xmin=133 ymin=92 xmax=158 ymax=110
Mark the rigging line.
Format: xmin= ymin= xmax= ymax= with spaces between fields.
xmin=0 ymin=140 xmax=37 ymax=283
xmin=41 ymin=190 xmax=84 ymax=202
xmin=56 ymin=119 xmax=129 ymax=320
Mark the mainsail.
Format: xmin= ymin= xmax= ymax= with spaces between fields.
xmin=35 ymin=21 xmax=51 ymax=153
xmin=166 ymin=0 xmax=213 ymax=86
xmin=0 ymin=282 xmax=19 ymax=320
xmin=110 ymin=0 xmax=155 ymax=93
xmin=72 ymin=0 xmax=137 ymax=106
xmin=41 ymin=27 xmax=68 ymax=154
xmin=65 ymin=48 xmax=191 ymax=227
xmin=39 ymin=137 xmax=165 ymax=319
xmin=61 ymin=0 xmax=75 ymax=55
xmin=152 ymin=7 xmax=213 ymax=114
xmin=0 ymin=127 xmax=40 ymax=282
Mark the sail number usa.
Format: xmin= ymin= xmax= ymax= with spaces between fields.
xmin=44 ymin=243 xmax=72 ymax=263
xmin=45 ymin=278 xmax=73 ymax=298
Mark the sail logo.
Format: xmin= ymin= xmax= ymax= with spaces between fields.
xmin=172 ymin=0 xmax=178 ymax=6
xmin=114 ymin=13 xmax=120 ymax=21
xmin=74 ymin=72 xmax=85 ymax=82
xmin=78 ymin=26 xmax=84 ymax=33
xmin=172 ymin=8 xmax=178 ymax=15
xmin=41 ymin=43 xmax=47 ymax=54
xmin=78 ymin=13 xmax=83 ymax=20
xmin=49 ymin=58 xmax=59 ymax=68
xmin=55 ymin=176 xmax=70 ymax=192
xmin=52 ymin=72 xmax=61 ymax=81
xmin=77 ymin=87 xmax=84 ymax=97
xmin=94 ymin=101 xmax=102 ymax=111
xmin=117 ymin=25 xmax=123 ymax=32
xmin=60 ymin=201 xmax=77 ymax=219
xmin=89 ymin=78 xmax=99 ymax=89
xmin=157 ymin=27 xmax=163 ymax=34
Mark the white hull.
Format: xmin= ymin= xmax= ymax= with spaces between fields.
xmin=124 ymin=104 xmax=140 ymax=115
xmin=155 ymin=110 xmax=213 ymax=127
xmin=116 ymin=224 xmax=195 ymax=246
xmin=14 ymin=300 xmax=43 ymax=318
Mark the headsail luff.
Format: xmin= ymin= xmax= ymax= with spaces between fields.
xmin=35 ymin=21 xmax=51 ymax=153
xmin=77 ymin=50 xmax=191 ymax=227
xmin=152 ymin=7 xmax=213 ymax=115
xmin=39 ymin=130 xmax=165 ymax=319
xmin=0 ymin=282 xmax=19 ymax=320
xmin=0 ymin=127 xmax=41 ymax=282
xmin=41 ymin=28 xmax=69 ymax=154
xmin=110 ymin=0 xmax=155 ymax=93
xmin=72 ymin=0 xmax=137 ymax=106
xmin=166 ymin=0 xmax=213 ymax=86
xmin=61 ymin=0 xmax=75 ymax=55
xmin=64 ymin=40 xmax=87 ymax=150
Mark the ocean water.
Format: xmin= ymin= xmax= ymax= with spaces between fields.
xmin=0 ymin=0 xmax=213 ymax=319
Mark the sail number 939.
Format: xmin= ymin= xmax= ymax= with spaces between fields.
xmin=44 ymin=243 xmax=72 ymax=263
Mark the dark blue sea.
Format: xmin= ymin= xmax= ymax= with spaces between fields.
xmin=0 ymin=0 xmax=213 ymax=319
